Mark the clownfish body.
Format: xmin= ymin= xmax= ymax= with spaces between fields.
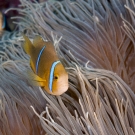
xmin=23 ymin=35 xmax=68 ymax=95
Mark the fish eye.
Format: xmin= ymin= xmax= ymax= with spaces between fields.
xmin=54 ymin=75 xmax=59 ymax=80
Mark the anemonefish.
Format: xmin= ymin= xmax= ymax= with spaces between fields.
xmin=22 ymin=35 xmax=68 ymax=95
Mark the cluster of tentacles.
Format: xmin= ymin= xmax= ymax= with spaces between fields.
xmin=0 ymin=0 xmax=135 ymax=135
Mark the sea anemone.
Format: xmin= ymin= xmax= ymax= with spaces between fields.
xmin=0 ymin=0 xmax=135 ymax=134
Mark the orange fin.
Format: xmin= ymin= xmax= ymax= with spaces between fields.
xmin=33 ymin=36 xmax=44 ymax=47
xmin=27 ymin=70 xmax=46 ymax=87
xmin=22 ymin=34 xmax=33 ymax=55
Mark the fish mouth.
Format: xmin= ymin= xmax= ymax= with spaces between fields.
xmin=52 ymin=84 xmax=69 ymax=95
xmin=59 ymin=84 xmax=69 ymax=89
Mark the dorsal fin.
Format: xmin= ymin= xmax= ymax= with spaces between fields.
xmin=22 ymin=34 xmax=33 ymax=55
xmin=33 ymin=36 xmax=45 ymax=47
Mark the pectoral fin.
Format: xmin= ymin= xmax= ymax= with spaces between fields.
xmin=27 ymin=70 xmax=46 ymax=87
